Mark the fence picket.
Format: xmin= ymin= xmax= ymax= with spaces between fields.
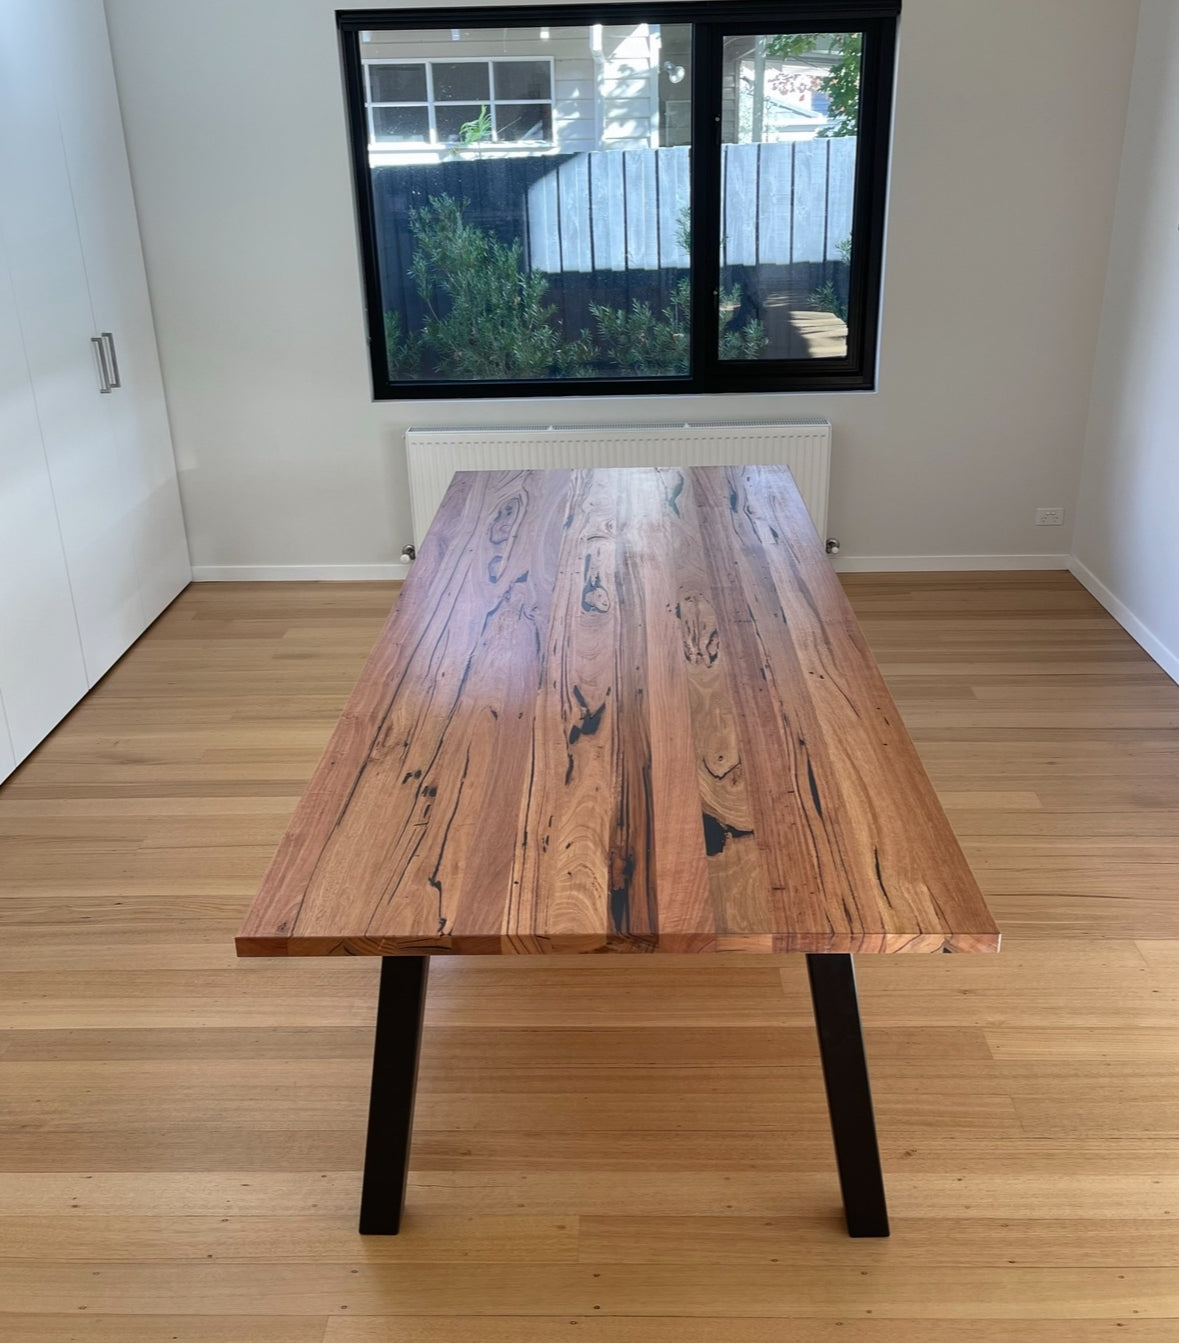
xmin=789 ymin=140 xmax=828 ymax=266
xmin=590 ymin=152 xmax=626 ymax=272
xmin=558 ymin=154 xmax=593 ymax=272
xmin=657 ymin=147 xmax=691 ymax=268
xmin=758 ymin=142 xmax=794 ymax=266
xmin=623 ymin=150 xmax=660 ymax=271
xmin=723 ymin=144 xmax=760 ymax=266
xmin=825 ymin=136 xmax=856 ymax=259
xmin=528 ymin=167 xmax=561 ymax=272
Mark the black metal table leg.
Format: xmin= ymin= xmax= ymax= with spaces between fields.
xmin=806 ymin=953 xmax=890 ymax=1238
xmin=358 ymin=955 xmax=429 ymax=1234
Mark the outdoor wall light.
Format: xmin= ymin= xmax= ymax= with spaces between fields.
xmin=662 ymin=61 xmax=687 ymax=83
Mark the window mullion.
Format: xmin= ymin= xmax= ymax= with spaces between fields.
xmin=688 ymin=21 xmax=722 ymax=388
xmin=424 ymin=61 xmax=438 ymax=143
xmin=488 ymin=59 xmax=499 ymax=140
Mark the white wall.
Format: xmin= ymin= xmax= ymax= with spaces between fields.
xmin=102 ymin=0 xmax=1138 ymax=578
xmin=1072 ymin=0 xmax=1179 ymax=683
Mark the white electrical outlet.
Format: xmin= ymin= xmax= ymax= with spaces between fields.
xmin=1035 ymin=507 xmax=1065 ymax=526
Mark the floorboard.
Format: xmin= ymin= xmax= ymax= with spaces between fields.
xmin=2 ymin=573 xmax=1177 ymax=1337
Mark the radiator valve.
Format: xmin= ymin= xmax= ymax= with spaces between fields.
xmin=825 ymin=538 xmax=841 ymax=555
xmin=399 ymin=543 xmax=416 ymax=564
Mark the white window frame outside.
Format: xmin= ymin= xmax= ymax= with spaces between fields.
xmin=362 ymin=57 xmax=557 ymax=149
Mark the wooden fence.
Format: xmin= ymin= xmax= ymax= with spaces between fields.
xmin=526 ymin=139 xmax=856 ymax=273
xmin=369 ymin=140 xmax=855 ymax=342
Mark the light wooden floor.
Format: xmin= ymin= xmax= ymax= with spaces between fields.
xmin=2 ymin=572 xmax=1178 ymax=1340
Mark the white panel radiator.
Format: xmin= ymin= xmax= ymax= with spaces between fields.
xmin=404 ymin=421 xmax=831 ymax=547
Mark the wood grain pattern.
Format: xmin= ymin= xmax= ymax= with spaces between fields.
xmin=238 ymin=467 xmax=998 ymax=956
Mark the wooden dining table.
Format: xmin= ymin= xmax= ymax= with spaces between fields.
xmin=237 ymin=464 xmax=1000 ymax=1239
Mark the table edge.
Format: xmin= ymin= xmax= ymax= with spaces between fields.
xmin=236 ymin=930 xmax=1002 ymax=957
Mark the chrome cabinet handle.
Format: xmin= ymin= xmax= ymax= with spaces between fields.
xmin=100 ymin=332 xmax=121 ymax=389
xmin=91 ymin=336 xmax=112 ymax=393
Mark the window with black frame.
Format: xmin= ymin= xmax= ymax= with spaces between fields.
xmin=339 ymin=2 xmax=898 ymax=400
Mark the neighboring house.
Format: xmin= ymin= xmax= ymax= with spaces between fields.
xmin=360 ymin=22 xmax=668 ymax=165
xmin=359 ymin=21 xmax=836 ymax=165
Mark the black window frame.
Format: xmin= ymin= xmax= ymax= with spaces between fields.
xmin=338 ymin=2 xmax=900 ymax=401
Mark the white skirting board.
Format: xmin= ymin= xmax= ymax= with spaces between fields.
xmin=190 ymin=554 xmax=1066 ymax=582
xmin=191 ymin=564 xmax=410 ymax=582
xmin=404 ymin=420 xmax=832 ymax=545
xmin=1069 ymin=558 xmax=1179 ymax=686
xmin=832 ymin=553 xmax=1071 ymax=572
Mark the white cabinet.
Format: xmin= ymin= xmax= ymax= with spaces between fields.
xmin=47 ymin=0 xmax=191 ymax=628
xmin=0 ymin=0 xmax=190 ymax=784
xmin=0 ymin=0 xmax=144 ymax=687
xmin=0 ymin=219 xmax=90 ymax=762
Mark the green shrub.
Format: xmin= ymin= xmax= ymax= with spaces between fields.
xmin=407 ymin=195 xmax=577 ymax=379
xmin=718 ymin=284 xmax=768 ymax=360
xmin=383 ymin=310 xmax=421 ymax=377
xmin=589 ymin=277 xmax=691 ymax=376
xmin=395 ymin=194 xmax=769 ymax=380
xmin=458 ymin=106 xmax=492 ymax=145
xmin=808 ymin=280 xmax=847 ymax=324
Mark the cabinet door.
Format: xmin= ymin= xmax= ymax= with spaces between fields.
xmin=0 ymin=692 xmax=16 ymax=785
xmin=0 ymin=0 xmax=145 ymax=687
xmin=47 ymin=0 xmax=191 ymax=627
xmin=0 ymin=232 xmax=89 ymax=764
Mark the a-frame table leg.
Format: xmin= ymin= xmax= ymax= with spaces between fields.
xmin=358 ymin=955 xmax=429 ymax=1234
xmin=806 ymin=953 xmax=890 ymax=1238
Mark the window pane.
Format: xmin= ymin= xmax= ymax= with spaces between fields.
xmin=368 ymin=64 xmax=426 ymax=103
xmin=494 ymin=103 xmax=552 ymax=142
xmin=372 ymin=105 xmax=430 ymax=143
xmin=493 ymin=60 xmax=551 ymax=101
xmin=718 ymin=32 xmax=862 ymax=362
xmin=433 ymin=61 xmax=490 ymax=102
xmin=364 ymin=22 xmax=695 ymax=385
xmin=658 ymin=26 xmax=692 ymax=148
xmin=435 ymin=104 xmax=489 ymax=143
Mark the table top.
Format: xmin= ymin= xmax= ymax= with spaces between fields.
xmin=237 ymin=466 xmax=999 ymax=957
